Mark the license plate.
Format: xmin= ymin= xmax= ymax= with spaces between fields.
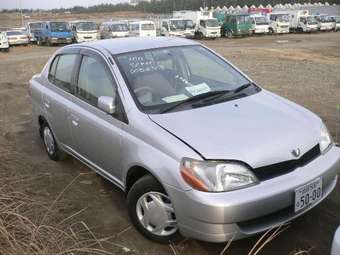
xmin=295 ymin=178 xmax=322 ymax=213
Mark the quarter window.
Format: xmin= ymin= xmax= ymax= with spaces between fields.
xmin=76 ymin=55 xmax=115 ymax=107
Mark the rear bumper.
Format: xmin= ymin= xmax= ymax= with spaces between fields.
xmin=167 ymin=145 xmax=340 ymax=242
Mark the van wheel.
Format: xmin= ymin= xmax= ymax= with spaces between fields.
xmin=127 ymin=175 xmax=178 ymax=243
xmin=40 ymin=122 xmax=66 ymax=161
xmin=225 ymin=30 xmax=233 ymax=38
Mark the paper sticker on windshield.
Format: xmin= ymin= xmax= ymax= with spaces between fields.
xmin=185 ymin=83 xmax=211 ymax=96
xmin=162 ymin=94 xmax=189 ymax=103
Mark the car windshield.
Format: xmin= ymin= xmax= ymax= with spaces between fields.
xmin=75 ymin=22 xmax=97 ymax=31
xmin=51 ymin=22 xmax=69 ymax=32
xmin=141 ymin=23 xmax=155 ymax=31
xmin=29 ymin=23 xmax=42 ymax=31
xmin=116 ymin=45 xmax=255 ymax=113
xmin=7 ymin=31 xmax=24 ymax=36
xmin=254 ymin=16 xmax=268 ymax=25
xmin=111 ymin=23 xmax=128 ymax=32
xmin=205 ymin=19 xmax=219 ymax=27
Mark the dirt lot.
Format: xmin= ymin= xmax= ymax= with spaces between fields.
xmin=0 ymin=32 xmax=339 ymax=255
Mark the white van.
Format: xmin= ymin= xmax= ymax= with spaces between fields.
xmin=129 ymin=21 xmax=157 ymax=37
xmin=250 ymin=14 xmax=269 ymax=34
xmin=100 ymin=21 xmax=129 ymax=39
xmin=70 ymin=21 xmax=99 ymax=43
xmin=0 ymin=31 xmax=10 ymax=52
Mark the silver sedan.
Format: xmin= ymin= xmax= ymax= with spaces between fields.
xmin=29 ymin=37 xmax=340 ymax=243
xmin=6 ymin=30 xmax=29 ymax=46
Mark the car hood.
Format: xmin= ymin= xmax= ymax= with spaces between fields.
xmin=149 ymin=90 xmax=322 ymax=168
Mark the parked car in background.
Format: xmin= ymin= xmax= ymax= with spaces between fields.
xmin=100 ymin=21 xmax=130 ymax=39
xmin=222 ymin=14 xmax=252 ymax=38
xmin=0 ymin=31 xmax=10 ymax=52
xmin=29 ymin=37 xmax=340 ymax=244
xmin=160 ymin=19 xmax=195 ymax=38
xmin=36 ymin=21 xmax=73 ymax=46
xmin=315 ymin=15 xmax=334 ymax=31
xmin=268 ymin=12 xmax=290 ymax=34
xmin=332 ymin=227 xmax=340 ymax=255
xmin=6 ymin=30 xmax=29 ymax=46
xmin=26 ymin=22 xmax=43 ymax=43
xmin=129 ymin=21 xmax=157 ymax=37
xmin=70 ymin=21 xmax=100 ymax=43
xmin=250 ymin=14 xmax=269 ymax=34
xmin=287 ymin=10 xmax=318 ymax=32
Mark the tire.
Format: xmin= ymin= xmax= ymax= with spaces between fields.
xmin=127 ymin=175 xmax=178 ymax=243
xmin=40 ymin=121 xmax=66 ymax=161
xmin=225 ymin=30 xmax=232 ymax=38
xmin=268 ymin=28 xmax=274 ymax=35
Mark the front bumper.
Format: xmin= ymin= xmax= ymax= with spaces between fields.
xmin=9 ymin=40 xmax=29 ymax=45
xmin=50 ymin=37 xmax=73 ymax=44
xmin=167 ymin=145 xmax=340 ymax=242
xmin=0 ymin=42 xmax=9 ymax=49
xmin=276 ymin=27 xmax=290 ymax=33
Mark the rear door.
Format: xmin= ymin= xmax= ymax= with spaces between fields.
xmin=69 ymin=49 xmax=127 ymax=183
xmin=43 ymin=48 xmax=80 ymax=148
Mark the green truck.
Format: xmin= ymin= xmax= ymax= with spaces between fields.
xmin=220 ymin=14 xmax=253 ymax=38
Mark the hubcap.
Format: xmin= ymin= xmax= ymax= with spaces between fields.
xmin=136 ymin=192 xmax=177 ymax=236
xmin=43 ymin=127 xmax=55 ymax=155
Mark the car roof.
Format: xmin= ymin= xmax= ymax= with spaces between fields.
xmin=80 ymin=37 xmax=200 ymax=55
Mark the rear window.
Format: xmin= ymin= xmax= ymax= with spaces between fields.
xmin=141 ymin=24 xmax=155 ymax=31
xmin=7 ymin=31 xmax=24 ymax=36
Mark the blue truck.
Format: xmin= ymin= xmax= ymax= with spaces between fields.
xmin=36 ymin=21 xmax=74 ymax=46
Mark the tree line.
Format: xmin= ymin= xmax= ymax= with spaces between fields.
xmin=1 ymin=0 xmax=339 ymax=14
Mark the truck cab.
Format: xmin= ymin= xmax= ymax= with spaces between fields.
xmin=268 ymin=13 xmax=290 ymax=34
xmin=36 ymin=21 xmax=74 ymax=46
xmin=26 ymin=22 xmax=43 ymax=43
xmin=0 ymin=31 xmax=9 ymax=52
xmin=297 ymin=16 xmax=318 ymax=32
xmin=250 ymin=14 xmax=269 ymax=34
xmin=70 ymin=21 xmax=99 ymax=43
xmin=222 ymin=14 xmax=252 ymax=38
xmin=198 ymin=18 xmax=221 ymax=39
xmin=161 ymin=19 xmax=195 ymax=38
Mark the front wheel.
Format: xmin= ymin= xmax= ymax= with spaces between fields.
xmin=127 ymin=175 xmax=178 ymax=243
xmin=225 ymin=30 xmax=233 ymax=38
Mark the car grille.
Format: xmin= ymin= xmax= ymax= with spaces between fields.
xmin=252 ymin=144 xmax=321 ymax=181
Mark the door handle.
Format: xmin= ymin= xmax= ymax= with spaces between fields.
xmin=44 ymin=102 xmax=50 ymax=109
xmin=71 ymin=120 xmax=79 ymax=127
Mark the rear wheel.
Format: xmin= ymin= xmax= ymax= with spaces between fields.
xmin=127 ymin=175 xmax=178 ymax=243
xmin=40 ymin=121 xmax=66 ymax=161
xmin=225 ymin=30 xmax=233 ymax=38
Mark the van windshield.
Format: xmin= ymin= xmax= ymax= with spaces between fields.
xmin=116 ymin=45 xmax=255 ymax=113
xmin=205 ymin=19 xmax=219 ymax=27
xmin=306 ymin=16 xmax=317 ymax=25
xmin=276 ymin=14 xmax=290 ymax=22
xmin=141 ymin=23 xmax=155 ymax=31
xmin=75 ymin=22 xmax=97 ymax=31
xmin=29 ymin=23 xmax=42 ymax=31
xmin=254 ymin=16 xmax=268 ymax=25
xmin=51 ymin=22 xmax=70 ymax=32
xmin=111 ymin=23 xmax=128 ymax=32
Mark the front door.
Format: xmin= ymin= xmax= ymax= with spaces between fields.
xmin=69 ymin=49 xmax=127 ymax=184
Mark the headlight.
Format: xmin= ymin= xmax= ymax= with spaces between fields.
xmin=320 ymin=122 xmax=333 ymax=153
xmin=180 ymin=158 xmax=258 ymax=192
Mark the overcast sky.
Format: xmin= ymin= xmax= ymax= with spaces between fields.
xmin=0 ymin=0 xmax=127 ymax=10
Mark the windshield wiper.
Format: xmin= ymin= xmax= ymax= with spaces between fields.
xmin=160 ymin=90 xmax=232 ymax=114
xmin=233 ymin=83 xmax=253 ymax=94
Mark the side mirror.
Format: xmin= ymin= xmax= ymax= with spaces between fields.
xmin=332 ymin=227 xmax=340 ymax=255
xmin=98 ymin=96 xmax=116 ymax=114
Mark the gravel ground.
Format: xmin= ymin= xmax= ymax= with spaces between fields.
xmin=0 ymin=32 xmax=339 ymax=255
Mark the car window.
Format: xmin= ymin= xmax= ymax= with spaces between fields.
xmin=76 ymin=55 xmax=115 ymax=107
xmin=50 ymin=54 xmax=77 ymax=92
